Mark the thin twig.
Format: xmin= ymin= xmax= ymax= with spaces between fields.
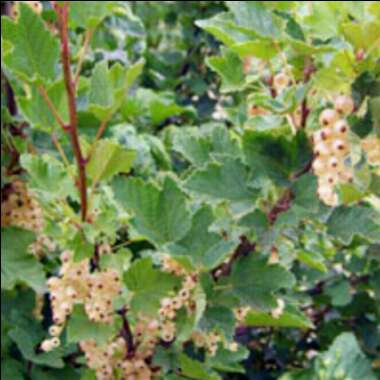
xmin=38 ymin=85 xmax=67 ymax=130
xmin=74 ymin=28 xmax=94 ymax=86
xmin=51 ymin=133 xmax=70 ymax=168
xmin=86 ymin=113 xmax=112 ymax=161
xmin=55 ymin=1 xmax=88 ymax=221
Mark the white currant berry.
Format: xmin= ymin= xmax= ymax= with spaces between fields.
xmin=319 ymin=108 xmax=339 ymax=127
xmin=334 ymin=95 xmax=354 ymax=115
xmin=333 ymin=120 xmax=349 ymax=135
xmin=314 ymin=142 xmax=330 ymax=156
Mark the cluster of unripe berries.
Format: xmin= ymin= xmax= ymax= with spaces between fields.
xmin=159 ymin=256 xmax=198 ymax=342
xmin=1 ymin=179 xmax=55 ymax=257
xmin=312 ymin=95 xmax=355 ymax=206
xmin=1 ymin=180 xmax=44 ymax=232
xmin=80 ymin=339 xmax=156 ymax=380
xmin=80 ymin=316 xmax=161 ymax=380
xmin=42 ymin=251 xmax=122 ymax=352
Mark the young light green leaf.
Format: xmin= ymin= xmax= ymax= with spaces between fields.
xmin=21 ymin=154 xmax=75 ymax=200
xmin=18 ymin=81 xmax=68 ymax=133
xmin=226 ymin=1 xmax=283 ymax=38
xmin=69 ymin=1 xmax=117 ymax=29
xmin=87 ymin=139 xmax=135 ymax=183
xmin=206 ymin=48 xmax=245 ymax=93
xmin=89 ymin=60 xmax=144 ymax=120
xmin=2 ymin=3 xmax=59 ymax=82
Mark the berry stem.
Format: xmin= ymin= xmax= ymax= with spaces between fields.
xmin=118 ymin=308 xmax=135 ymax=358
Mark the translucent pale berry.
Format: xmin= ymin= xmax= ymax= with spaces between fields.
xmin=319 ymin=108 xmax=339 ymax=127
xmin=334 ymin=95 xmax=354 ymax=115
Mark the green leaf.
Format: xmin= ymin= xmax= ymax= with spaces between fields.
xmin=327 ymin=206 xmax=380 ymax=244
xmin=199 ymin=306 xmax=236 ymax=341
xmin=325 ymin=279 xmax=352 ymax=307
xmin=21 ymin=154 xmax=75 ymax=200
xmin=220 ymin=255 xmax=295 ymax=311
xmin=68 ymin=232 xmax=93 ymax=262
xmin=1 ymin=359 xmax=25 ymax=380
xmin=316 ymin=333 xmax=377 ymax=380
xmin=179 ymin=354 xmax=221 ymax=380
xmin=1 ymin=227 xmax=45 ymax=292
xmin=89 ymin=60 xmax=144 ymax=120
xmin=304 ymin=2 xmax=341 ymax=40
xmin=66 ymin=306 xmax=119 ymax=346
xmin=87 ymin=139 xmax=135 ymax=183
xmin=208 ymin=346 xmax=249 ymax=374
xmin=196 ymin=12 xmax=252 ymax=47
xmin=230 ymin=39 xmax=277 ymax=60
xmin=226 ymin=1 xmax=283 ymax=38
xmin=2 ymin=3 xmax=59 ymax=82
xmin=172 ymin=126 xmax=240 ymax=167
xmin=18 ymin=81 xmax=68 ymax=133
xmin=124 ymin=258 xmax=180 ymax=316
xmin=113 ymin=176 xmax=191 ymax=246
xmin=206 ymin=48 xmax=245 ymax=93
xmin=169 ymin=206 xmax=237 ymax=270
xmin=186 ymin=157 xmax=257 ymax=202
xmin=243 ymin=130 xmax=312 ymax=185
xmin=69 ymin=1 xmax=117 ymax=29
xmin=9 ymin=327 xmax=64 ymax=368
xmin=245 ymin=305 xmax=313 ymax=329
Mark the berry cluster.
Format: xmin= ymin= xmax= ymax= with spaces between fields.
xmin=43 ymin=251 xmax=122 ymax=353
xmin=312 ymin=95 xmax=354 ymax=206
xmin=85 ymin=269 xmax=122 ymax=324
xmin=80 ymin=330 xmax=157 ymax=380
xmin=159 ymin=256 xmax=198 ymax=342
xmin=1 ymin=179 xmax=55 ymax=257
xmin=1 ymin=180 xmax=44 ymax=232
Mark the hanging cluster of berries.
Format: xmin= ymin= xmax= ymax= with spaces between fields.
xmin=80 ymin=338 xmax=155 ymax=380
xmin=1 ymin=179 xmax=55 ymax=257
xmin=312 ymin=95 xmax=355 ymax=206
xmin=42 ymin=251 xmax=122 ymax=352
xmin=361 ymin=135 xmax=380 ymax=168
xmin=1 ymin=180 xmax=44 ymax=231
xmin=80 ymin=316 xmax=161 ymax=380
xmin=159 ymin=256 xmax=198 ymax=342
xmin=10 ymin=1 xmax=43 ymax=19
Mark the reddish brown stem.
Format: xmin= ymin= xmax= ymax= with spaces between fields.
xmin=55 ymin=2 xmax=88 ymax=221
xmin=212 ymin=236 xmax=256 ymax=280
xmin=117 ymin=308 xmax=135 ymax=358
